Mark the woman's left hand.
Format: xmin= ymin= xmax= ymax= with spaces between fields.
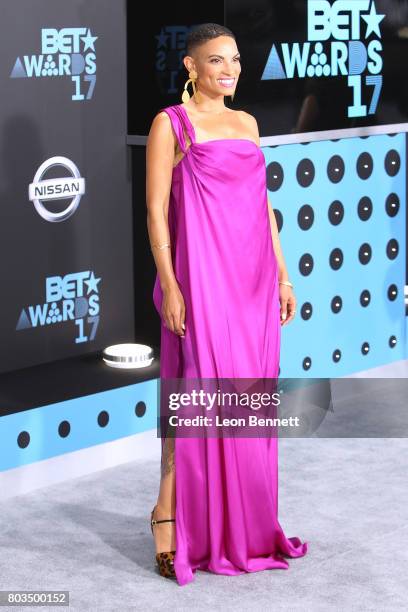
xmin=279 ymin=284 xmax=296 ymax=326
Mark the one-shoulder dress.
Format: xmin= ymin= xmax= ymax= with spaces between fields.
xmin=152 ymin=103 xmax=308 ymax=586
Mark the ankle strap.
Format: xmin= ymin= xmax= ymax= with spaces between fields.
xmin=151 ymin=518 xmax=175 ymax=525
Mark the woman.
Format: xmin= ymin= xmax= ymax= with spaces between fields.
xmin=146 ymin=22 xmax=308 ymax=586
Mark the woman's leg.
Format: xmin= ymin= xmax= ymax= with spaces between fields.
xmin=152 ymin=436 xmax=176 ymax=553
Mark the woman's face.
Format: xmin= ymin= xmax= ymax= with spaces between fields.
xmin=185 ymin=35 xmax=241 ymax=99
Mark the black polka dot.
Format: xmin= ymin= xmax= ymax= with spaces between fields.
xmin=385 ymin=193 xmax=400 ymax=217
xmin=360 ymin=290 xmax=371 ymax=307
xmin=302 ymin=356 xmax=312 ymax=371
xmin=361 ymin=342 xmax=370 ymax=355
xmin=98 ymin=411 xmax=109 ymax=427
xmin=301 ymin=302 xmax=313 ymax=320
xmin=387 ymin=284 xmax=398 ymax=301
xmin=389 ymin=336 xmax=397 ymax=348
xmin=327 ymin=155 xmax=345 ymax=183
xmin=135 ymin=401 xmax=147 ymax=417
xmin=357 ymin=196 xmax=372 ymax=221
xmin=332 ymin=349 xmax=341 ymax=363
xmin=17 ymin=431 xmax=30 ymax=449
xmin=58 ymin=420 xmax=71 ymax=438
xmin=358 ymin=243 xmax=372 ymax=264
xmin=299 ymin=253 xmax=314 ymax=276
xmin=266 ymin=162 xmax=284 ymax=191
xmin=329 ymin=248 xmax=344 ymax=270
xmin=386 ymin=239 xmax=399 ymax=260
xmin=274 ymin=208 xmax=283 ymax=232
xmin=296 ymin=158 xmax=315 ymax=187
xmin=331 ymin=295 xmax=343 ymax=313
xmin=356 ymin=152 xmax=373 ymax=179
xmin=384 ymin=149 xmax=400 ymax=176
xmin=298 ymin=204 xmax=314 ymax=230
xmin=328 ymin=200 xmax=344 ymax=225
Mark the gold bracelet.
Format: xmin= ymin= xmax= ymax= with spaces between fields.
xmin=152 ymin=242 xmax=171 ymax=250
xmin=279 ymin=280 xmax=293 ymax=288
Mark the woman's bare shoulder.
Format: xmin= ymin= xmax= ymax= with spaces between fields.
xmin=147 ymin=110 xmax=177 ymax=152
xmin=236 ymin=109 xmax=258 ymax=124
xmin=235 ymin=110 xmax=260 ymax=142
xmin=152 ymin=110 xmax=171 ymax=125
xmin=148 ymin=110 xmax=174 ymax=138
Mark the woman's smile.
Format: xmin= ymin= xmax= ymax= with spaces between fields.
xmin=216 ymin=77 xmax=236 ymax=88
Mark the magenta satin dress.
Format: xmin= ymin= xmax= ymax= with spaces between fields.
xmin=153 ymin=103 xmax=308 ymax=586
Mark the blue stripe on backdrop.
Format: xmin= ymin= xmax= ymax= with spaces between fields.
xmin=0 ymin=378 xmax=158 ymax=472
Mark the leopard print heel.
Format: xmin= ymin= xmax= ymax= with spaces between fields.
xmin=150 ymin=505 xmax=176 ymax=579
xmin=155 ymin=550 xmax=176 ymax=578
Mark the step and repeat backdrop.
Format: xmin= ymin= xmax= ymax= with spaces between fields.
xmin=128 ymin=0 xmax=408 ymax=375
xmin=0 ymin=0 xmax=134 ymax=373
xmin=129 ymin=0 xmax=408 ymax=136
xmin=0 ymin=1 xmax=406 ymax=375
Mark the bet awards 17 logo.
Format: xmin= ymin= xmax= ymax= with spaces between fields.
xmin=155 ymin=26 xmax=190 ymax=94
xmin=262 ymin=0 xmax=385 ymax=118
xmin=16 ymin=270 xmax=101 ymax=344
xmin=10 ymin=28 xmax=97 ymax=101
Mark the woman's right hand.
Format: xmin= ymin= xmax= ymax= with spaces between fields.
xmin=161 ymin=284 xmax=186 ymax=337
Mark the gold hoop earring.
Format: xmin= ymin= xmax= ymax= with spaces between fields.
xmin=181 ymin=69 xmax=201 ymax=103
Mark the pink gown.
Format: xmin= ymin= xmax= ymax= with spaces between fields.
xmin=153 ymin=103 xmax=308 ymax=586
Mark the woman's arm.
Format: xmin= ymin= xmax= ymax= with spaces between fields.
xmin=146 ymin=111 xmax=178 ymax=291
xmin=146 ymin=112 xmax=185 ymax=336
